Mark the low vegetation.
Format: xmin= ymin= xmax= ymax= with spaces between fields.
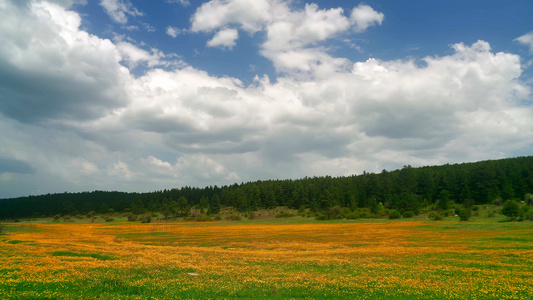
xmin=0 ymin=217 xmax=531 ymax=299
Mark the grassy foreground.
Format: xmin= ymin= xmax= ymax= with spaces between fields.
xmin=1 ymin=218 xmax=532 ymax=299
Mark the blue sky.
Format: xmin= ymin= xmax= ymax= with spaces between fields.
xmin=74 ymin=0 xmax=533 ymax=81
xmin=1 ymin=0 xmax=533 ymax=198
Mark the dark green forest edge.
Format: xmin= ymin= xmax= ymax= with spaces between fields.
xmin=2 ymin=156 xmax=533 ymax=222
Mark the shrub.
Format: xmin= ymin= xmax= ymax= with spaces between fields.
xmin=402 ymin=211 xmax=415 ymax=218
xmin=388 ymin=210 xmax=401 ymax=219
xmin=275 ymin=211 xmax=295 ymax=218
xmin=0 ymin=223 xmax=4 ymax=234
xmin=248 ymin=211 xmax=256 ymax=220
xmin=195 ymin=214 xmax=212 ymax=222
xmin=315 ymin=214 xmax=327 ymax=220
xmin=105 ymin=217 xmax=114 ymax=222
xmin=326 ymin=206 xmax=342 ymax=219
xmin=214 ymin=214 xmax=222 ymax=221
xmin=457 ymin=209 xmax=471 ymax=221
xmin=226 ymin=214 xmax=241 ymax=221
xmin=502 ymin=200 xmax=520 ymax=220
xmin=53 ymin=214 xmax=61 ymax=222
xmin=127 ymin=214 xmax=137 ymax=222
xmin=345 ymin=212 xmax=359 ymax=220
xmin=487 ymin=210 xmax=496 ymax=218
xmin=141 ymin=215 xmax=152 ymax=223
xmin=429 ymin=212 xmax=444 ymax=221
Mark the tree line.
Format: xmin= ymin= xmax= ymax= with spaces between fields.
xmin=1 ymin=156 xmax=533 ymax=219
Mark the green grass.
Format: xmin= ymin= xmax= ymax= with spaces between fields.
xmin=7 ymin=240 xmax=35 ymax=244
xmin=51 ymin=251 xmax=118 ymax=261
xmin=1 ymin=218 xmax=532 ymax=299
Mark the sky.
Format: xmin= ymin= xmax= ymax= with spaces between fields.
xmin=1 ymin=0 xmax=533 ymax=198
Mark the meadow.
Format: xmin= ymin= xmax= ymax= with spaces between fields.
xmin=1 ymin=217 xmax=532 ymax=299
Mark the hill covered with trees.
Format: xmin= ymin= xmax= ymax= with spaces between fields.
xmin=2 ymin=156 xmax=533 ymax=220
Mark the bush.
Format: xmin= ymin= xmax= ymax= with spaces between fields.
xmin=248 ymin=211 xmax=256 ymax=220
xmin=214 ymin=214 xmax=222 ymax=221
xmin=428 ymin=212 xmax=443 ymax=221
xmin=53 ymin=214 xmax=61 ymax=222
xmin=315 ymin=214 xmax=327 ymax=220
xmin=195 ymin=214 xmax=212 ymax=222
xmin=141 ymin=215 xmax=152 ymax=223
xmin=105 ymin=217 xmax=114 ymax=222
xmin=127 ymin=214 xmax=138 ymax=222
xmin=457 ymin=209 xmax=471 ymax=221
xmin=502 ymin=200 xmax=520 ymax=220
xmin=487 ymin=210 xmax=496 ymax=218
xmin=0 ymin=223 xmax=4 ymax=234
xmin=325 ymin=206 xmax=342 ymax=219
xmin=275 ymin=211 xmax=295 ymax=218
xmin=226 ymin=214 xmax=242 ymax=221
xmin=388 ymin=210 xmax=401 ymax=219
xmin=402 ymin=211 xmax=415 ymax=218
xmin=345 ymin=212 xmax=359 ymax=220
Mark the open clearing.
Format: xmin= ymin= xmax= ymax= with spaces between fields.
xmin=1 ymin=219 xmax=532 ymax=299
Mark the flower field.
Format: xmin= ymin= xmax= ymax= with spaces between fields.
xmin=1 ymin=219 xmax=532 ymax=299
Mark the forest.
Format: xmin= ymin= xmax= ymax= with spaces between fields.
xmin=1 ymin=156 xmax=533 ymax=220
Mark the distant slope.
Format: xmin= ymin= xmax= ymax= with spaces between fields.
xmin=2 ymin=156 xmax=533 ymax=219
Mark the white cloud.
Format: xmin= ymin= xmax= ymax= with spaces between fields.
xmin=166 ymin=26 xmax=183 ymax=38
xmin=206 ymin=28 xmax=239 ymax=49
xmin=166 ymin=0 xmax=190 ymax=6
xmin=515 ymin=32 xmax=533 ymax=53
xmin=108 ymin=161 xmax=135 ymax=179
xmin=115 ymin=39 xmax=187 ymax=69
xmin=350 ymin=4 xmax=384 ymax=32
xmin=191 ymin=0 xmax=278 ymax=33
xmin=0 ymin=0 xmax=532 ymax=198
xmin=0 ymin=0 xmax=129 ymax=123
xmin=100 ymin=0 xmax=142 ymax=24
xmin=190 ymin=1 xmax=384 ymax=73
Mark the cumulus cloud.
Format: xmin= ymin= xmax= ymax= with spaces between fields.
xmin=206 ymin=28 xmax=239 ymax=49
xmin=190 ymin=0 xmax=278 ymax=33
xmin=100 ymin=0 xmax=142 ymax=24
xmin=350 ymin=4 xmax=384 ymax=32
xmin=190 ymin=0 xmax=384 ymax=73
xmin=515 ymin=32 xmax=533 ymax=53
xmin=0 ymin=0 xmax=129 ymax=123
xmin=0 ymin=0 xmax=532 ymax=198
